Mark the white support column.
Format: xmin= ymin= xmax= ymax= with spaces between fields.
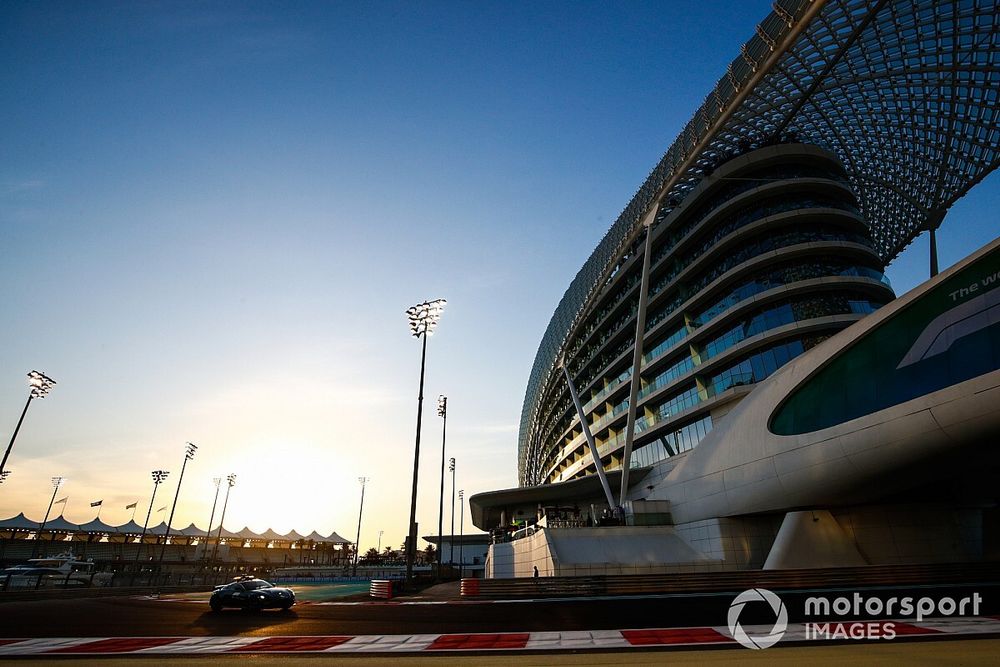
xmin=562 ymin=364 xmax=616 ymax=511
xmin=619 ymin=219 xmax=655 ymax=507
xmin=930 ymin=226 xmax=939 ymax=278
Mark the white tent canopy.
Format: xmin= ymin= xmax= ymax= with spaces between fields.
xmin=0 ymin=514 xmax=354 ymax=544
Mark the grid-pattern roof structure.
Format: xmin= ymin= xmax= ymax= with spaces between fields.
xmin=519 ymin=0 xmax=1000 ymax=484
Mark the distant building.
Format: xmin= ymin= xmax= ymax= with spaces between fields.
xmin=422 ymin=534 xmax=490 ymax=577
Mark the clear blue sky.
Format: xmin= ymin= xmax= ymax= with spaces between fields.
xmin=2 ymin=1 xmax=997 ymax=551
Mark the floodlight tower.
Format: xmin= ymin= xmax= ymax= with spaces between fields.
xmin=210 ymin=474 xmax=236 ymax=562
xmin=2 ymin=371 xmax=57 ymax=478
xmin=435 ymin=395 xmax=447 ymax=579
xmin=33 ymin=476 xmax=66 ymax=557
xmin=203 ymin=477 xmax=222 ymax=562
xmin=404 ymin=298 xmax=446 ymax=582
xmin=458 ymin=489 xmax=465 ymax=579
xmin=353 ymin=476 xmax=368 ymax=576
xmin=449 ymin=457 xmax=456 ymax=565
xmin=158 ymin=442 xmax=197 ymax=567
xmin=132 ymin=470 xmax=169 ymax=577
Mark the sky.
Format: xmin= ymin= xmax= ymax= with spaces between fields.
xmin=1 ymin=1 xmax=998 ymax=554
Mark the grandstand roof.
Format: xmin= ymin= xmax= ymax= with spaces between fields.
xmin=234 ymin=526 xmax=261 ymax=540
xmin=256 ymin=528 xmax=286 ymax=541
xmin=76 ymin=518 xmax=116 ymax=533
xmin=300 ymin=530 xmax=346 ymax=544
xmin=321 ymin=531 xmax=351 ymax=544
xmin=177 ymin=523 xmax=207 ymax=537
xmin=218 ymin=526 xmax=247 ymax=539
xmin=147 ymin=521 xmax=169 ymax=536
xmin=40 ymin=515 xmax=79 ymax=532
xmin=0 ymin=514 xmax=354 ymax=544
xmin=115 ymin=520 xmax=146 ymax=535
xmin=0 ymin=513 xmax=33 ymax=530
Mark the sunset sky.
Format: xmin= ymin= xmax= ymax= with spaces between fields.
xmin=2 ymin=1 xmax=997 ymax=553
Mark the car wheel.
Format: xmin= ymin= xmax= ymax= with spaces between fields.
xmin=210 ymin=601 xmax=222 ymax=612
xmin=280 ymin=603 xmax=292 ymax=611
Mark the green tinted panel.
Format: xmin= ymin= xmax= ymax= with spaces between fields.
xmin=771 ymin=243 xmax=1000 ymax=435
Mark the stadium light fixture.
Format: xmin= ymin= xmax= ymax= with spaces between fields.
xmin=33 ymin=476 xmax=66 ymax=558
xmin=353 ymin=477 xmax=368 ymax=576
xmin=38 ymin=477 xmax=65 ymax=531
xmin=406 ymin=299 xmax=446 ymax=337
xmin=159 ymin=443 xmax=198 ymax=567
xmin=132 ymin=470 xmax=168 ymax=578
xmin=458 ymin=489 xmax=465 ymax=579
xmin=403 ymin=298 xmax=446 ymax=582
xmin=449 ymin=457 xmax=456 ymax=565
xmin=1 ymin=371 xmax=57 ymax=479
xmin=203 ymin=477 xmax=222 ymax=560
xmin=435 ymin=395 xmax=448 ymax=580
xmin=211 ymin=474 xmax=236 ymax=562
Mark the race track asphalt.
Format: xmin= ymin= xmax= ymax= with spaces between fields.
xmin=2 ymin=581 xmax=998 ymax=639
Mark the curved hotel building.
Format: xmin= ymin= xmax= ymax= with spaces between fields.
xmin=529 ymin=144 xmax=893 ymax=486
xmin=472 ymin=0 xmax=1000 ymax=576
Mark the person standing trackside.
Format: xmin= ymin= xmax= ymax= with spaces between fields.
xmin=533 ymin=565 xmax=539 ymax=578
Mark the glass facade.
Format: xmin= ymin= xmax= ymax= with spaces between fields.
xmin=629 ymin=415 xmax=714 ymax=469
xmin=639 ymin=356 xmax=695 ymax=400
xmin=692 ymin=261 xmax=890 ymax=327
xmin=529 ymin=146 xmax=895 ymax=485
xmin=642 ymin=325 xmax=688 ymax=365
xmin=700 ymin=295 xmax=886 ymax=362
xmin=772 ymin=245 xmax=1000 ymax=436
xmin=707 ymin=340 xmax=805 ymax=396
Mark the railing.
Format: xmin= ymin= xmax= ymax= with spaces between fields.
xmin=510 ymin=525 xmax=539 ymax=542
xmin=0 ymin=571 xmax=241 ymax=603
xmin=546 ymin=519 xmax=589 ymax=529
xmin=0 ymin=570 xmax=242 ymax=592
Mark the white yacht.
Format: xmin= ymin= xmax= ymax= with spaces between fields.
xmin=1 ymin=552 xmax=113 ymax=588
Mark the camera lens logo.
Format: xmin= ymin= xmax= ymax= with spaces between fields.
xmin=727 ymin=588 xmax=788 ymax=649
